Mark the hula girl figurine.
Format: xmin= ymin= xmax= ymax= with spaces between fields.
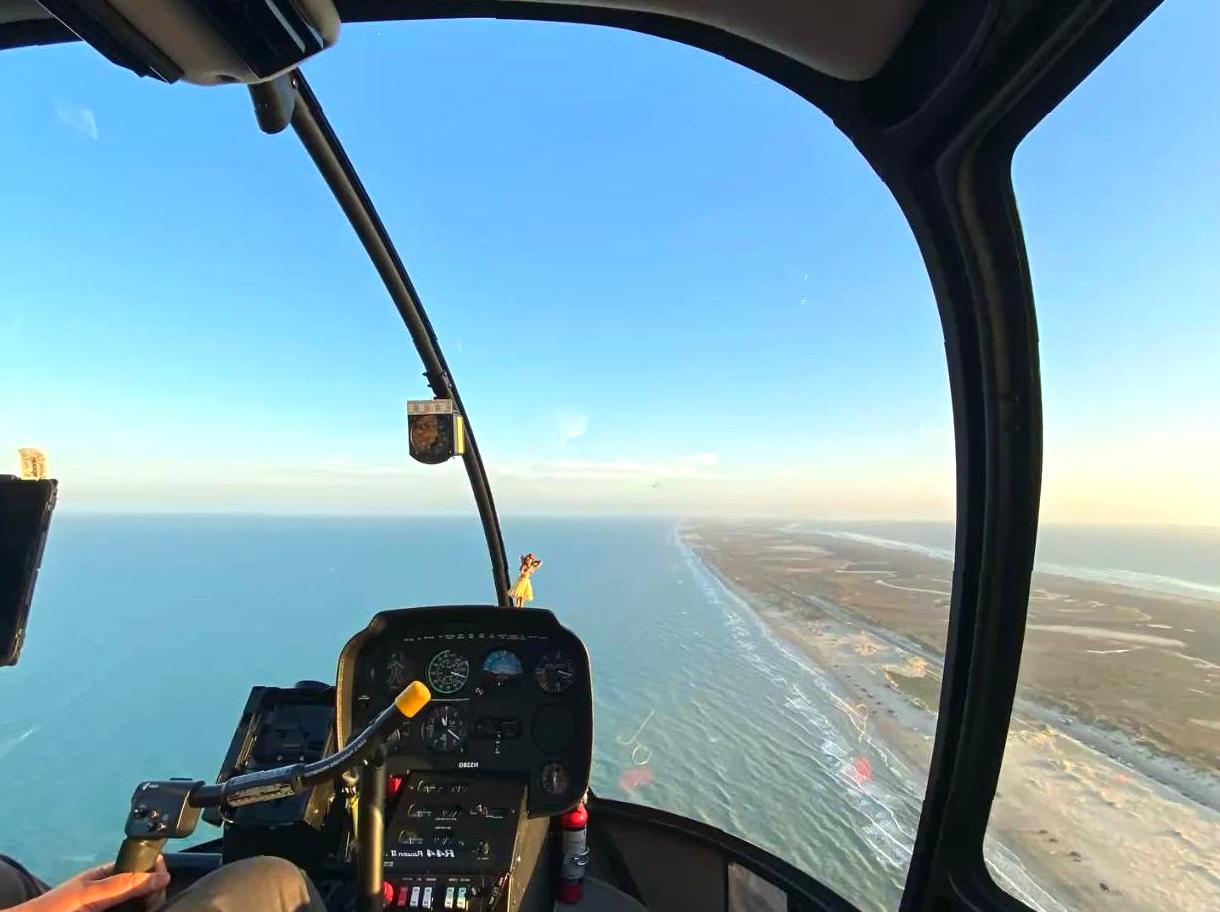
xmin=509 ymin=553 xmax=543 ymax=608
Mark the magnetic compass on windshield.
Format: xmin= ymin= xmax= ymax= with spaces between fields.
xmin=534 ymin=649 xmax=576 ymax=694
xmin=422 ymin=705 xmax=468 ymax=754
xmin=427 ymin=649 xmax=470 ymax=694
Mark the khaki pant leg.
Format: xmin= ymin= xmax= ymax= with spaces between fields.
xmin=165 ymin=857 xmax=326 ymax=912
xmin=0 ymin=856 xmax=49 ymax=909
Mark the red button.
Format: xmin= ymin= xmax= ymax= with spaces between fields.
xmin=382 ymin=881 xmax=395 ymax=904
xmin=396 ymin=885 xmax=408 ymax=907
xmin=388 ymin=775 xmax=404 ymax=797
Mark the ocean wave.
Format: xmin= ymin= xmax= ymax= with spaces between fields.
xmin=0 ymin=725 xmax=40 ymax=762
xmin=984 ymin=837 xmax=1072 ymax=912
xmin=675 ymin=533 xmax=921 ymax=874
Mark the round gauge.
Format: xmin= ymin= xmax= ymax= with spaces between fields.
xmin=422 ymin=705 xmax=469 ymax=754
xmin=534 ymin=650 xmax=576 ymax=694
xmin=481 ymin=649 xmax=524 ymax=685
xmin=540 ymin=762 xmax=570 ymax=797
xmin=384 ymin=651 xmax=409 ymax=694
xmin=427 ymin=649 xmax=470 ymax=694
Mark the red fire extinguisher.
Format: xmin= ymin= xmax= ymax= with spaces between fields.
xmin=556 ymin=801 xmax=590 ymax=904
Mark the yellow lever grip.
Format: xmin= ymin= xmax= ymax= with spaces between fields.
xmin=393 ymin=681 xmax=432 ymax=719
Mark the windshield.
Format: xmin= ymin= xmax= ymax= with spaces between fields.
xmin=1 ymin=23 xmax=951 ymax=909
xmin=3 ymin=13 xmax=1211 ymax=912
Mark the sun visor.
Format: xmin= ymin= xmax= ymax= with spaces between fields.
xmin=36 ymin=0 xmax=340 ymax=85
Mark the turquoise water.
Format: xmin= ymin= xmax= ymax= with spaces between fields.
xmin=0 ymin=515 xmax=925 ymax=911
xmin=2 ymin=516 xmax=1214 ymax=909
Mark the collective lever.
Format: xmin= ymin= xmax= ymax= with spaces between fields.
xmin=110 ymin=682 xmax=432 ymax=909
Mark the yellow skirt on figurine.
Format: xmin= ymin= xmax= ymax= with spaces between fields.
xmin=509 ymin=576 xmax=534 ymax=603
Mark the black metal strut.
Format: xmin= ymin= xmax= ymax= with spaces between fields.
xmin=251 ymin=72 xmax=512 ymax=606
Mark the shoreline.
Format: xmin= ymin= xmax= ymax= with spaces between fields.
xmin=695 ymin=553 xmax=1071 ymax=912
xmin=680 ymin=523 xmax=1220 ymax=912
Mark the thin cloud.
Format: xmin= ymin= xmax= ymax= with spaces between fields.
xmin=316 ymin=459 xmax=414 ymax=478
xmin=492 ymin=452 xmax=720 ymax=482
xmin=557 ymin=414 xmax=589 ymax=444
xmin=55 ymin=98 xmax=99 ymax=140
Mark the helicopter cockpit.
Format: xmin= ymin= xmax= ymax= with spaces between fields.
xmin=2 ymin=3 xmax=1206 ymax=912
xmin=108 ymin=606 xmax=595 ymax=912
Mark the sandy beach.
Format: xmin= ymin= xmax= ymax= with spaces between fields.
xmin=682 ymin=521 xmax=1220 ymax=912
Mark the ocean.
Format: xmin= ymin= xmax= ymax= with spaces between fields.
xmin=0 ymin=515 xmax=1215 ymax=911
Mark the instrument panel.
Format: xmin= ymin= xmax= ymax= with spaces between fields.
xmin=336 ymin=606 xmax=592 ymax=817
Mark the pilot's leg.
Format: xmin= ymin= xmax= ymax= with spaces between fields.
xmin=165 ymin=856 xmax=326 ymax=912
xmin=0 ymin=855 xmax=49 ymax=909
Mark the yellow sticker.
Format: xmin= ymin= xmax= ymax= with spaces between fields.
xmin=18 ymin=448 xmax=47 ymax=481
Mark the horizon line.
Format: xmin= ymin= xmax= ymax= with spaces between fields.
xmin=46 ymin=508 xmax=1219 ymax=531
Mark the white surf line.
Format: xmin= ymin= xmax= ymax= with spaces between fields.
xmin=0 ymin=724 xmax=40 ymax=762
xmin=985 ymin=840 xmax=1071 ymax=912
xmin=687 ymin=546 xmax=943 ymax=857
xmin=1037 ymin=561 xmax=1220 ymax=602
xmin=813 ymin=530 xmax=954 ymax=563
xmin=806 ymin=525 xmax=1220 ymax=602
xmin=678 ymin=538 xmax=923 ymax=855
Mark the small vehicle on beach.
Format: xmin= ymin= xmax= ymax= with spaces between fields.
xmin=1 ymin=3 xmax=1209 ymax=912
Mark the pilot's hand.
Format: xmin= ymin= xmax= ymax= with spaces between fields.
xmin=20 ymin=858 xmax=169 ymax=912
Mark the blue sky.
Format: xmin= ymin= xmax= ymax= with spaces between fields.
xmin=0 ymin=2 xmax=1215 ymax=522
